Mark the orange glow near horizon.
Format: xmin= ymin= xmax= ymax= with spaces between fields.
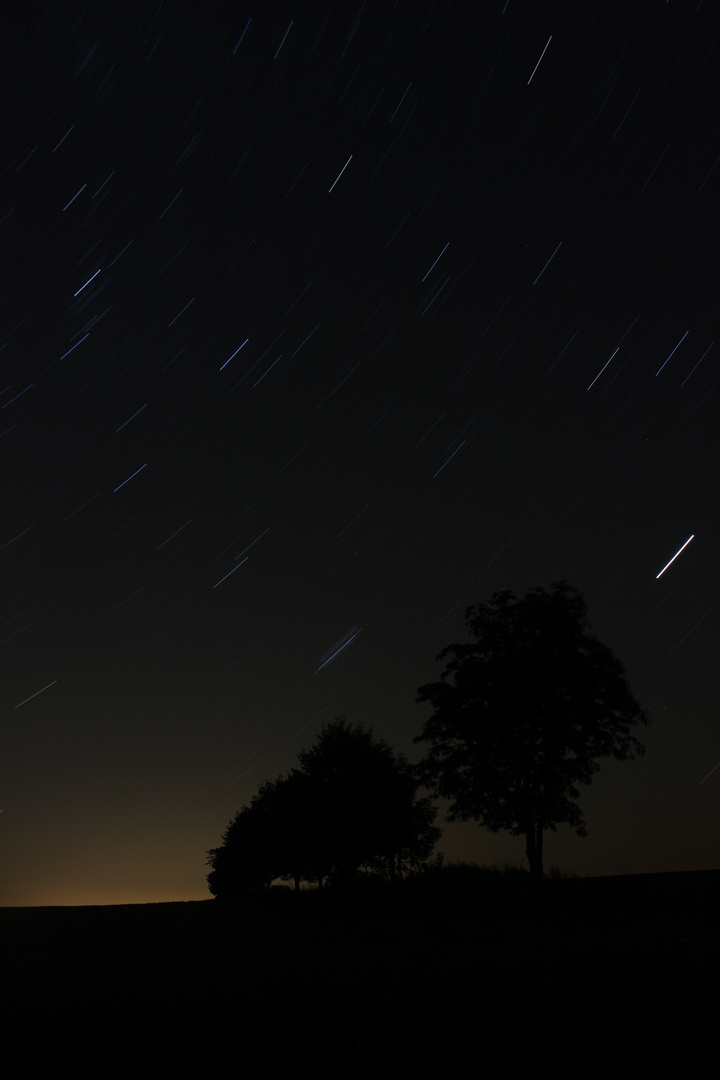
xmin=2 ymin=888 xmax=210 ymax=909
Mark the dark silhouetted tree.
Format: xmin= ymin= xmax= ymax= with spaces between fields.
xmin=294 ymin=718 xmax=441 ymax=885
xmin=414 ymin=583 xmax=649 ymax=879
xmin=207 ymin=771 xmax=326 ymax=895
xmin=207 ymin=718 xmax=440 ymax=896
xmin=257 ymin=770 xmax=333 ymax=889
xmin=206 ymin=799 xmax=276 ymax=897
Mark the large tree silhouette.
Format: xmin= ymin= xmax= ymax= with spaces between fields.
xmin=414 ymin=583 xmax=649 ymax=878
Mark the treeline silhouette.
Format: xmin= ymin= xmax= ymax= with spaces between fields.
xmin=208 ymin=583 xmax=649 ymax=893
xmin=207 ymin=718 xmax=441 ymax=894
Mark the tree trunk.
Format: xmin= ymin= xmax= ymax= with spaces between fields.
xmin=293 ymin=874 xmax=301 ymax=891
xmin=525 ymin=824 xmax=544 ymax=879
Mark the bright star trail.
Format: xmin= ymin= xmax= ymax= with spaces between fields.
xmin=316 ymin=626 xmax=363 ymax=673
xmin=1 ymin=0 xmax=717 ymax=908
xmin=655 ymin=536 xmax=695 ymax=580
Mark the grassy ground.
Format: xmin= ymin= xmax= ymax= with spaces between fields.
xmin=2 ymin=865 xmax=718 ymax=1077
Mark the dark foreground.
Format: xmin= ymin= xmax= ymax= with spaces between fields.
xmin=3 ymin=868 xmax=719 ymax=1077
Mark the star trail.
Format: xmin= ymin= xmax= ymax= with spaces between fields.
xmin=1 ymin=1 xmax=717 ymax=906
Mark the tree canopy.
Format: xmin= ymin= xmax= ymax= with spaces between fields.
xmin=295 ymin=718 xmax=440 ymax=883
xmin=414 ymin=582 xmax=649 ymax=878
xmin=206 ymin=771 xmax=328 ymax=897
xmin=207 ymin=718 xmax=440 ymax=896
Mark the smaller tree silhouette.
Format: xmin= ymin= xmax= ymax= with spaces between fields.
xmin=206 ymin=802 xmax=276 ymax=897
xmin=206 ymin=772 xmax=327 ymax=895
xmin=207 ymin=718 xmax=440 ymax=896
xmin=414 ymin=583 xmax=649 ymax=878
xmin=256 ymin=771 xmax=332 ymax=889
xmin=294 ymin=718 xmax=441 ymax=886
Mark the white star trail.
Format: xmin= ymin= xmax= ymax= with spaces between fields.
xmin=655 ymin=535 xmax=695 ymax=579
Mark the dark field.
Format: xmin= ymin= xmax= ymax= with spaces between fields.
xmin=3 ymin=868 xmax=719 ymax=1077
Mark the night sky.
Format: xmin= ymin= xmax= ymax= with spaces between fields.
xmin=2 ymin=1 xmax=718 ymax=907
